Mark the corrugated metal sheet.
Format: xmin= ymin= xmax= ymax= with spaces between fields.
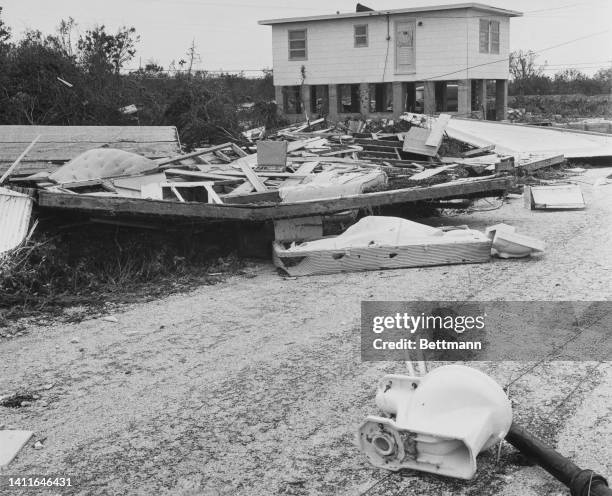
xmin=0 ymin=187 xmax=33 ymax=254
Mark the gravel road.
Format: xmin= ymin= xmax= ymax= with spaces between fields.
xmin=1 ymin=168 xmax=611 ymax=496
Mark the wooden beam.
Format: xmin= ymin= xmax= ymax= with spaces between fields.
xmin=157 ymin=142 xmax=234 ymax=167
xmin=238 ymin=162 xmax=268 ymax=192
xmin=516 ymin=154 xmax=565 ymax=173
xmin=164 ymin=168 xmax=240 ymax=182
xmin=38 ymin=177 xmax=512 ymax=221
xmin=0 ymin=135 xmax=41 ymax=184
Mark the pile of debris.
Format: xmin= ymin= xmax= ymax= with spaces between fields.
xmin=4 ymin=111 xmax=608 ymax=274
xmin=7 ymin=113 xmax=513 ymax=209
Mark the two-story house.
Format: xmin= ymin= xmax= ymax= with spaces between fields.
xmin=259 ymin=3 xmax=522 ymax=121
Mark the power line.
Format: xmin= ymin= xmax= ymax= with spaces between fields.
xmin=419 ymin=29 xmax=611 ymax=81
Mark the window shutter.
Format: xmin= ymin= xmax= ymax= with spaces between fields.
xmin=479 ymin=19 xmax=489 ymax=53
xmin=490 ymin=21 xmax=500 ymax=54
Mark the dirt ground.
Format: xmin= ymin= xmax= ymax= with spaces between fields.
xmin=1 ymin=168 xmax=611 ymax=496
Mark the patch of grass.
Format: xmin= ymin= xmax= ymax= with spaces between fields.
xmin=0 ymin=222 xmax=250 ymax=323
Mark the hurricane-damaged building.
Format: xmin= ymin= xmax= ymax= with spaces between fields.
xmin=259 ymin=3 xmax=522 ymax=121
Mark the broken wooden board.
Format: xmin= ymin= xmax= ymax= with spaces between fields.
xmin=409 ymin=165 xmax=457 ymax=181
xmin=238 ymin=161 xmax=268 ymax=192
xmin=157 ymin=143 xmax=233 ymax=167
xmin=524 ymin=184 xmax=585 ymax=210
xmin=274 ymin=216 xmax=323 ymax=242
xmin=515 ymin=154 xmax=565 ymax=174
xmin=38 ymin=177 xmax=512 ymax=221
xmin=0 ymin=430 xmax=33 ymax=467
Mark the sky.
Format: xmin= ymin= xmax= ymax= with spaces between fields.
xmin=1 ymin=0 xmax=611 ymax=76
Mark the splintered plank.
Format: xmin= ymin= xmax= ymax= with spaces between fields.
xmin=157 ymin=143 xmax=234 ymax=167
xmin=409 ymin=164 xmax=458 ymax=181
xmin=238 ymin=162 xmax=268 ymax=192
xmin=0 ymin=430 xmax=33 ymax=467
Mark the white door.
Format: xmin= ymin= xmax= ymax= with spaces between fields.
xmin=395 ymin=20 xmax=416 ymax=73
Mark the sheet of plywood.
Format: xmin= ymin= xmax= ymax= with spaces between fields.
xmin=0 ymin=430 xmax=33 ymax=467
xmin=424 ymin=114 xmax=451 ymax=147
xmin=403 ymin=127 xmax=435 ymax=156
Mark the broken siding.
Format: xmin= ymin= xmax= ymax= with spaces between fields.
xmin=0 ymin=187 xmax=33 ymax=254
xmin=271 ymin=8 xmax=510 ymax=86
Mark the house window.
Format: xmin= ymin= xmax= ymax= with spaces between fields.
xmin=479 ymin=19 xmax=500 ymax=54
xmin=354 ymin=24 xmax=368 ymax=47
xmin=288 ymin=29 xmax=307 ymax=60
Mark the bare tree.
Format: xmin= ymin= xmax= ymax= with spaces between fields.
xmin=186 ymin=39 xmax=200 ymax=76
xmin=509 ymin=49 xmax=545 ymax=95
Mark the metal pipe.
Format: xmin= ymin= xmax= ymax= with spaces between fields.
xmin=505 ymin=422 xmax=611 ymax=496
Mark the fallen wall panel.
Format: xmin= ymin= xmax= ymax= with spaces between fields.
xmin=446 ymin=119 xmax=612 ymax=159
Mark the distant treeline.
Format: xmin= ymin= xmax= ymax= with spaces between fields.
xmin=509 ymin=49 xmax=611 ymax=96
xmin=0 ymin=11 xmax=276 ymax=148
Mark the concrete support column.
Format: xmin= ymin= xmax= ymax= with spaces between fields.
xmin=495 ymin=79 xmax=508 ymax=121
xmin=440 ymin=81 xmax=448 ymax=111
xmin=274 ymin=86 xmax=284 ymax=115
xmin=457 ymin=79 xmax=472 ymax=116
xmin=423 ymin=81 xmax=436 ymax=115
xmin=300 ymin=84 xmax=311 ymax=118
xmin=328 ymin=84 xmax=339 ymax=121
xmin=392 ymin=82 xmax=406 ymax=119
xmin=475 ymin=79 xmax=487 ymax=118
xmin=359 ymin=83 xmax=370 ymax=116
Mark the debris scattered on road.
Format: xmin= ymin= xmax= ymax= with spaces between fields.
xmin=486 ymin=223 xmax=545 ymax=258
xmin=524 ymin=184 xmax=586 ymax=210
